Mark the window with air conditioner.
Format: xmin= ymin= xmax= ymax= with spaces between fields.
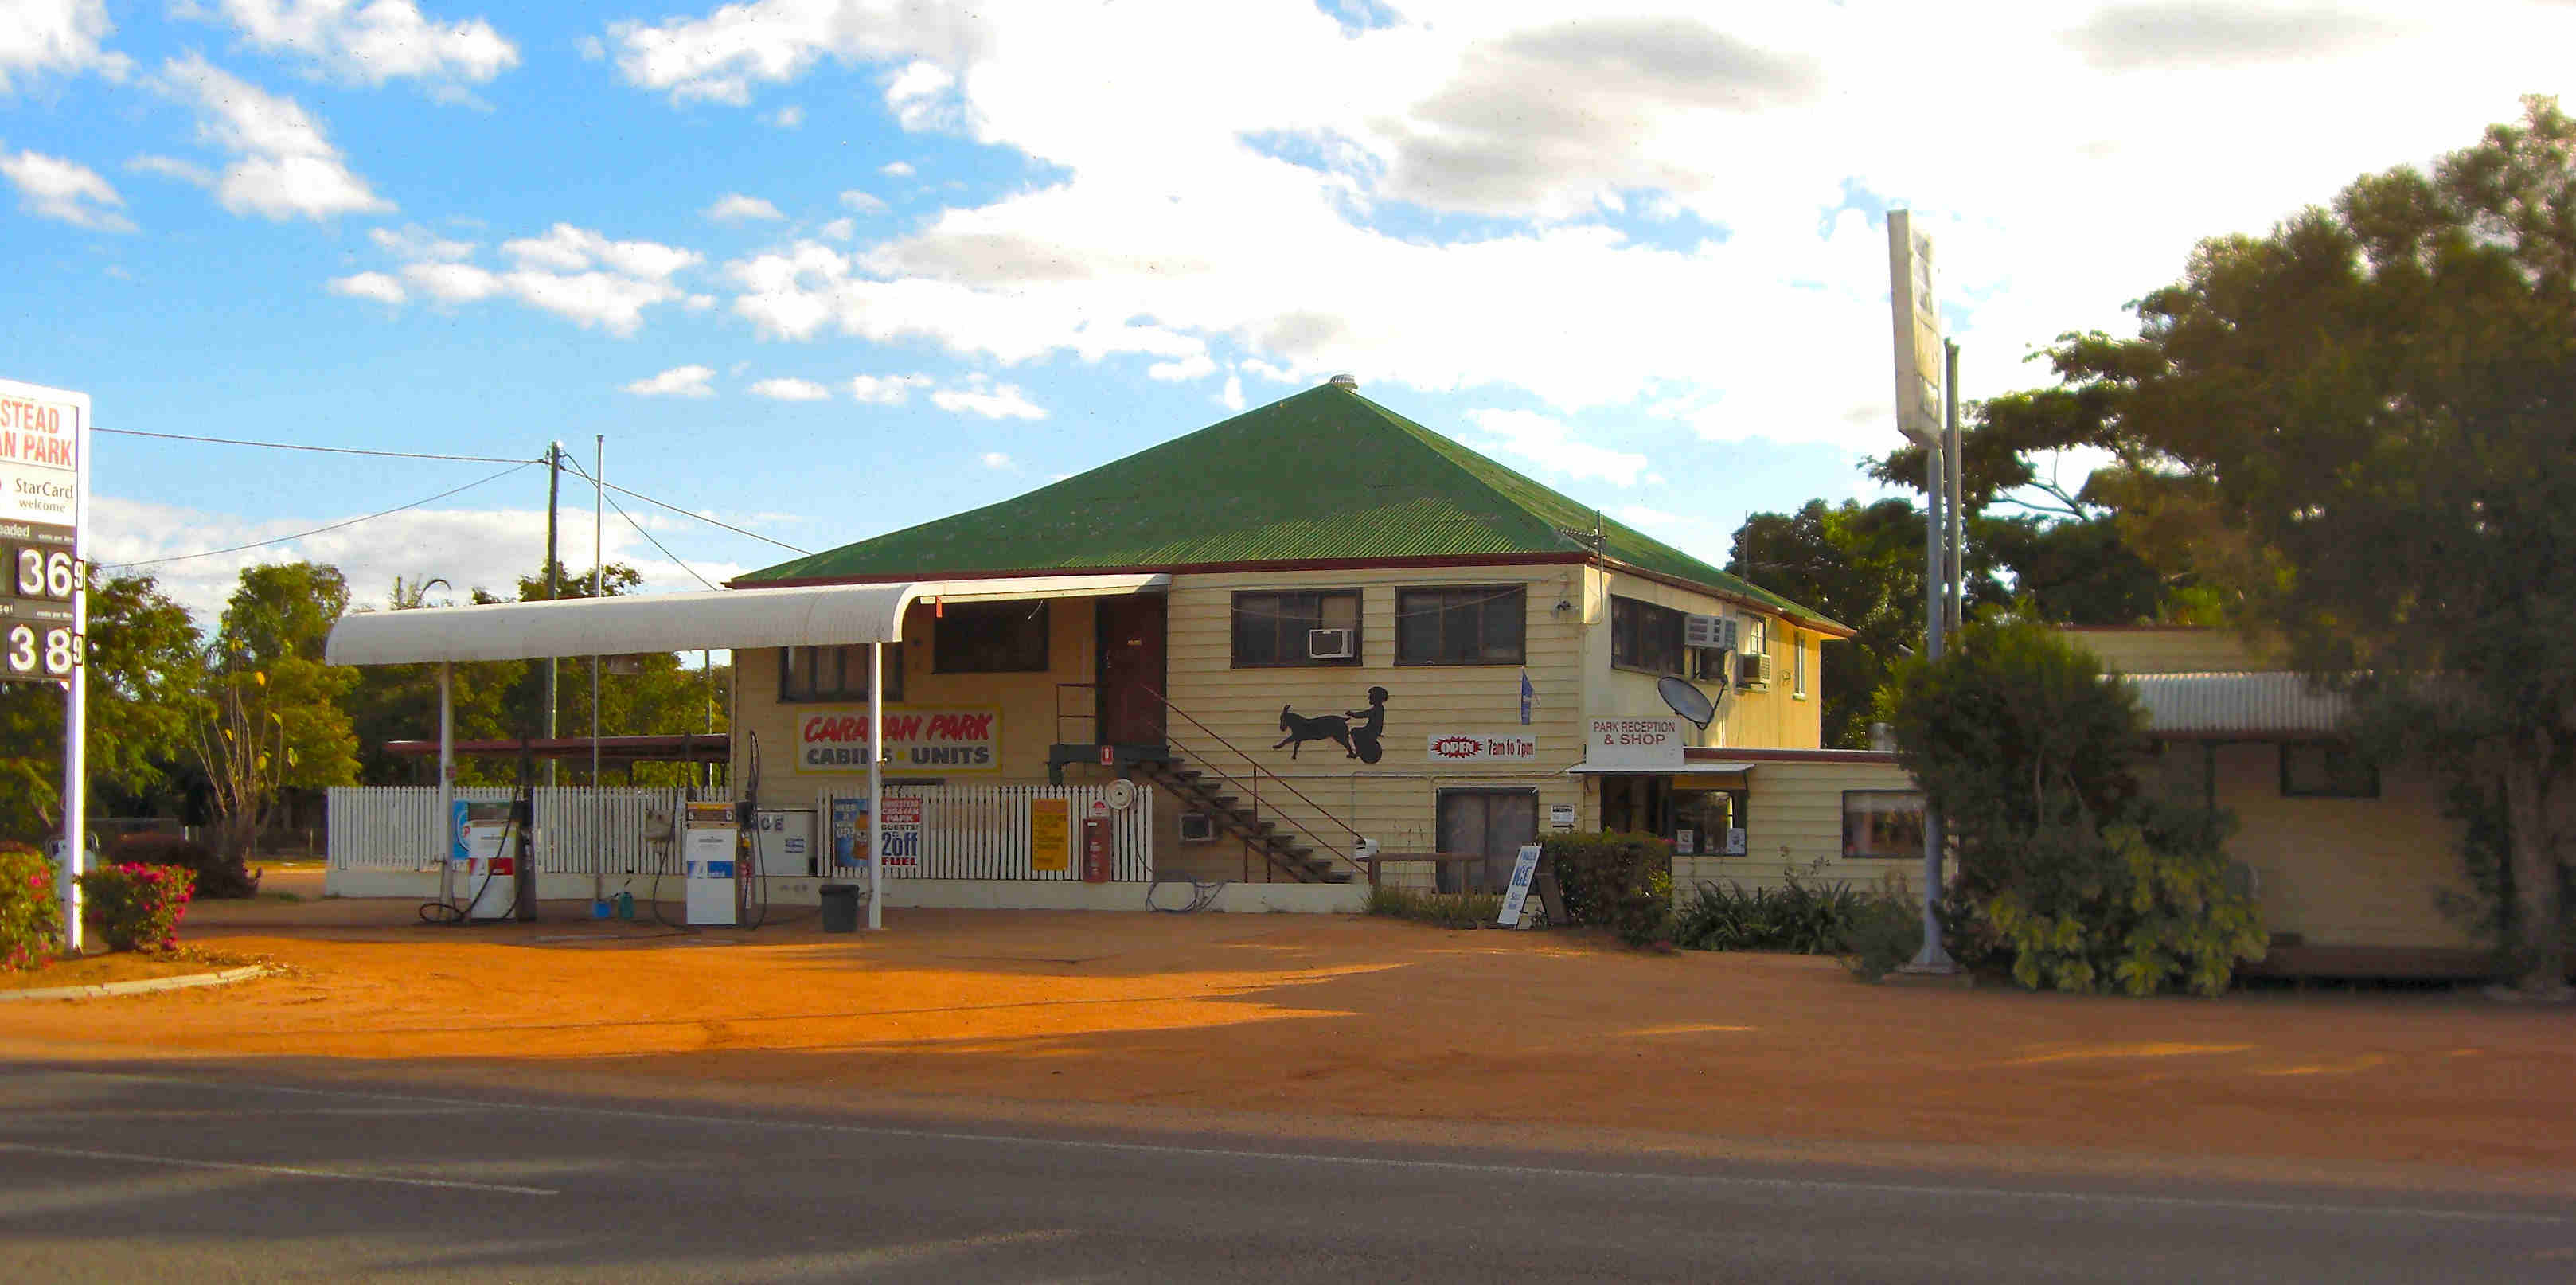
xmin=1232 ymin=590 xmax=1361 ymax=666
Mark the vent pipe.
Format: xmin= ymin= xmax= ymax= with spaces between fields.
xmin=1328 ymin=373 xmax=1357 ymax=389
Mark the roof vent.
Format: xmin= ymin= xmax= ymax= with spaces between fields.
xmin=1328 ymin=373 xmax=1357 ymax=389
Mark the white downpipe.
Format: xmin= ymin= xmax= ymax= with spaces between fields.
xmin=868 ymin=640 xmax=884 ymax=930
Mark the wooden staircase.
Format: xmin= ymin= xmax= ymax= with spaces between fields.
xmin=1130 ymin=752 xmax=1356 ymax=884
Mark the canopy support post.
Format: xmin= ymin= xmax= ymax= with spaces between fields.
xmin=868 ymin=640 xmax=884 ymax=931
xmin=438 ymin=662 xmax=454 ymax=905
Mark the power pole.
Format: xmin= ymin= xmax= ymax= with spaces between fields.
xmin=543 ymin=442 xmax=561 ymax=787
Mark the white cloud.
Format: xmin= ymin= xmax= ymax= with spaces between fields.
xmin=192 ymin=0 xmax=518 ymax=88
xmin=0 ymin=0 xmax=130 ymax=93
xmin=879 ymin=160 xmax=913 ymax=178
xmin=838 ymin=189 xmax=888 ymax=213
xmin=91 ymin=494 xmax=740 ymax=626
xmin=1 ymin=148 xmax=134 ymax=231
xmin=154 ymin=54 xmax=390 ymax=221
xmin=125 ymin=154 xmax=214 ymax=186
xmin=370 ymin=223 xmax=474 ymax=261
xmin=601 ymin=0 xmax=2576 ymax=454
xmin=767 ymin=104 xmax=803 ymax=127
xmin=1220 ymin=373 xmax=1244 ymax=411
xmin=704 ymin=192 xmax=783 ymax=222
xmin=326 ymin=270 xmax=404 ymax=303
xmin=499 ymin=222 xmax=699 ymax=278
xmin=818 ymin=216 xmax=856 ymax=240
xmin=400 ymin=259 xmax=501 ymax=302
xmin=1464 ymin=408 xmax=1649 ymax=486
xmin=931 ymin=382 xmax=1046 ymax=420
xmin=979 ymin=451 xmax=1012 ymax=469
xmin=847 ymin=373 xmax=931 ymax=404
xmin=1147 ymin=352 xmax=1217 ymax=382
xmin=747 ymin=376 xmax=831 ymax=401
xmin=623 ymin=365 xmax=714 ymax=397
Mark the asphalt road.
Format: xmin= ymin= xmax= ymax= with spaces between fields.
xmin=1 ymin=1062 xmax=2570 ymax=1283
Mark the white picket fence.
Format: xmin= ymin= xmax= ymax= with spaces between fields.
xmin=327 ymin=782 xmax=1152 ymax=881
xmin=326 ymin=787 xmax=713 ymax=875
xmin=881 ymin=783 xmax=1153 ymax=881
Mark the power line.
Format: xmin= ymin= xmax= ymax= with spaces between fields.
xmin=600 ymin=487 xmax=721 ymax=592
xmin=556 ymin=458 xmax=810 ymax=555
xmin=104 ymin=461 xmax=540 ymax=568
xmin=96 ymin=425 xmax=541 ymax=465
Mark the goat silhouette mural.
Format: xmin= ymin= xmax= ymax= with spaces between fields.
xmin=1274 ymin=686 xmax=1389 ymax=764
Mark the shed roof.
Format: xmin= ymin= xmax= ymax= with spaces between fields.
xmin=2122 ymin=671 xmax=2352 ymax=737
xmin=737 ymin=383 xmax=1847 ymax=635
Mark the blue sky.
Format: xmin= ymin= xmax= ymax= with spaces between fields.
xmin=4 ymin=0 xmax=2571 ymax=623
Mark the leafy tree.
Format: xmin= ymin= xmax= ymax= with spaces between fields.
xmin=1729 ymin=498 xmax=1992 ymax=748
xmin=2034 ymin=98 xmax=2576 ymax=996
xmin=193 ymin=564 xmax=359 ymax=858
xmin=0 ymin=572 xmax=205 ymax=842
xmin=342 ymin=576 xmax=523 ymax=786
xmin=1885 ymin=613 xmax=2265 ymax=994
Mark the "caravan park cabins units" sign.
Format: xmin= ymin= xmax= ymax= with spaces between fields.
xmin=798 ymin=706 xmax=1001 ymax=775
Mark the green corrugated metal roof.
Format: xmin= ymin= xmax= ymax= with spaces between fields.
xmin=738 ymin=383 xmax=1844 ymax=631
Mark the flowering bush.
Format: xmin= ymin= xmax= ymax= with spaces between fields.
xmin=0 ymin=842 xmax=64 ymax=971
xmin=76 ymin=862 xmax=194 ymax=953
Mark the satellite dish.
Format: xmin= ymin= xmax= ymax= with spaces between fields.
xmin=1657 ymin=675 xmax=1717 ymax=730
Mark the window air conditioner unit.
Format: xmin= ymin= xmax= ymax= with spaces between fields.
xmin=1179 ymin=812 xmax=1217 ymax=842
xmin=1684 ymin=614 xmax=1736 ymax=650
xmin=1737 ymin=650 xmax=1774 ymax=690
xmin=1306 ymin=628 xmax=1356 ymax=659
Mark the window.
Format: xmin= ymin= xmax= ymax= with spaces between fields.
xmin=1791 ymin=629 xmax=1807 ymax=700
xmin=1231 ymin=590 xmax=1360 ymax=666
xmin=1610 ymin=596 xmax=1686 ymax=675
xmin=2281 ymin=743 xmax=2379 ymax=799
xmin=779 ymin=644 xmax=904 ymax=702
xmin=1843 ymin=791 xmax=1925 ymax=858
xmin=932 ymin=600 xmax=1050 ymax=673
xmin=1396 ymin=586 xmax=1524 ymax=665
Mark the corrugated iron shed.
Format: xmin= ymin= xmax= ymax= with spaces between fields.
xmin=2123 ymin=671 xmax=2351 ymax=736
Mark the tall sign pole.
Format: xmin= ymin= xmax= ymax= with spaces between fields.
xmin=2 ymin=379 xmax=91 ymax=955
xmin=1885 ymin=213 xmax=1957 ymax=975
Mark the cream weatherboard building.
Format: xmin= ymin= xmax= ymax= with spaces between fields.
xmin=725 ymin=379 xmax=1858 ymax=900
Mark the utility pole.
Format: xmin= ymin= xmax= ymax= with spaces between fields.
xmin=543 ymin=442 xmax=561 ymax=787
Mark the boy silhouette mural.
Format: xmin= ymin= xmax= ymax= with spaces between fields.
xmin=1345 ymin=686 xmax=1388 ymax=764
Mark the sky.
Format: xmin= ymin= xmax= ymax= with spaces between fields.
xmin=4 ymin=0 xmax=2573 ymax=627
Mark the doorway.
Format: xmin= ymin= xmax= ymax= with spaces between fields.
xmin=1096 ymin=595 xmax=1167 ymax=746
xmin=1436 ymin=789 xmax=1539 ymax=893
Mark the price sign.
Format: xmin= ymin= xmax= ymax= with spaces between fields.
xmin=0 ymin=379 xmax=84 ymax=685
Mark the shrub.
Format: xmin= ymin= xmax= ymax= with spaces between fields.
xmin=1840 ymin=885 xmax=1927 ymax=982
xmin=76 ymin=863 xmax=194 ymax=953
xmin=1675 ymin=862 xmax=1867 ymax=955
xmin=108 ymin=832 xmax=260 ymax=900
xmin=1365 ymin=884 xmax=1505 ymax=928
xmin=1982 ymin=801 xmax=2266 ymax=997
xmin=0 ymin=842 xmax=63 ymax=971
xmin=1886 ymin=612 xmax=2266 ymax=995
xmin=1544 ymin=832 xmax=1672 ymax=946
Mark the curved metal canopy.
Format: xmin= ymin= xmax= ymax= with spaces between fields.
xmin=322 ymin=573 xmax=1169 ymax=666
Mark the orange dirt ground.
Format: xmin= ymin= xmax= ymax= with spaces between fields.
xmin=6 ymin=866 xmax=2572 ymax=1193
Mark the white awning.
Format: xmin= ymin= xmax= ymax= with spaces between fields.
xmin=1565 ymin=762 xmax=1758 ymax=775
xmin=324 ymin=573 xmax=1169 ymax=666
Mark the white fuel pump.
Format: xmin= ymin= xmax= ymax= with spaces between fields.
xmin=681 ymin=799 xmax=739 ymax=926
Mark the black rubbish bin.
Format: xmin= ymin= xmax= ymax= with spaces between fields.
xmin=818 ymin=883 xmax=861 ymax=934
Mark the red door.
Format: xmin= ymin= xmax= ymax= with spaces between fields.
xmin=1097 ymin=595 xmax=1167 ymax=746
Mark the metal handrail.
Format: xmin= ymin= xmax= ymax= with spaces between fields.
xmin=1142 ymin=685 xmax=1368 ymax=873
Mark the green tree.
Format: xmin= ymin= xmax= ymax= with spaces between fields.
xmin=341 ymin=576 xmax=524 ymax=786
xmin=0 ymin=572 xmax=205 ymax=841
xmin=193 ymin=564 xmax=359 ymax=857
xmin=1886 ymin=613 xmax=2265 ymax=995
xmin=2035 ymin=98 xmax=2576 ymax=996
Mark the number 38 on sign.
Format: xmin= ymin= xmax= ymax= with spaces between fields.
xmin=0 ymin=529 xmax=79 ymax=681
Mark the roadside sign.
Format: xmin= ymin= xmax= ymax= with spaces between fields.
xmin=0 ymin=380 xmax=84 ymax=684
xmin=1497 ymin=843 xmax=1543 ymax=927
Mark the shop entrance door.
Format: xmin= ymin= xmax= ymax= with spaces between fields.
xmin=1436 ymin=789 xmax=1539 ymax=893
xmin=1096 ymin=595 xmax=1167 ymax=746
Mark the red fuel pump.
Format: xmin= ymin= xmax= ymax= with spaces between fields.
xmin=1081 ymin=817 xmax=1111 ymax=884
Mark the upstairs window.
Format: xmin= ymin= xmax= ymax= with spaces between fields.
xmin=779 ymin=645 xmax=904 ymax=702
xmin=1610 ymin=595 xmax=1685 ymax=676
xmin=1232 ymin=590 xmax=1360 ymax=666
xmin=1396 ymin=586 xmax=1525 ymax=665
xmin=1792 ymin=628 xmax=1808 ymax=699
xmin=933 ymin=600 xmax=1051 ymax=673
xmin=2281 ymin=743 xmax=2379 ymax=799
